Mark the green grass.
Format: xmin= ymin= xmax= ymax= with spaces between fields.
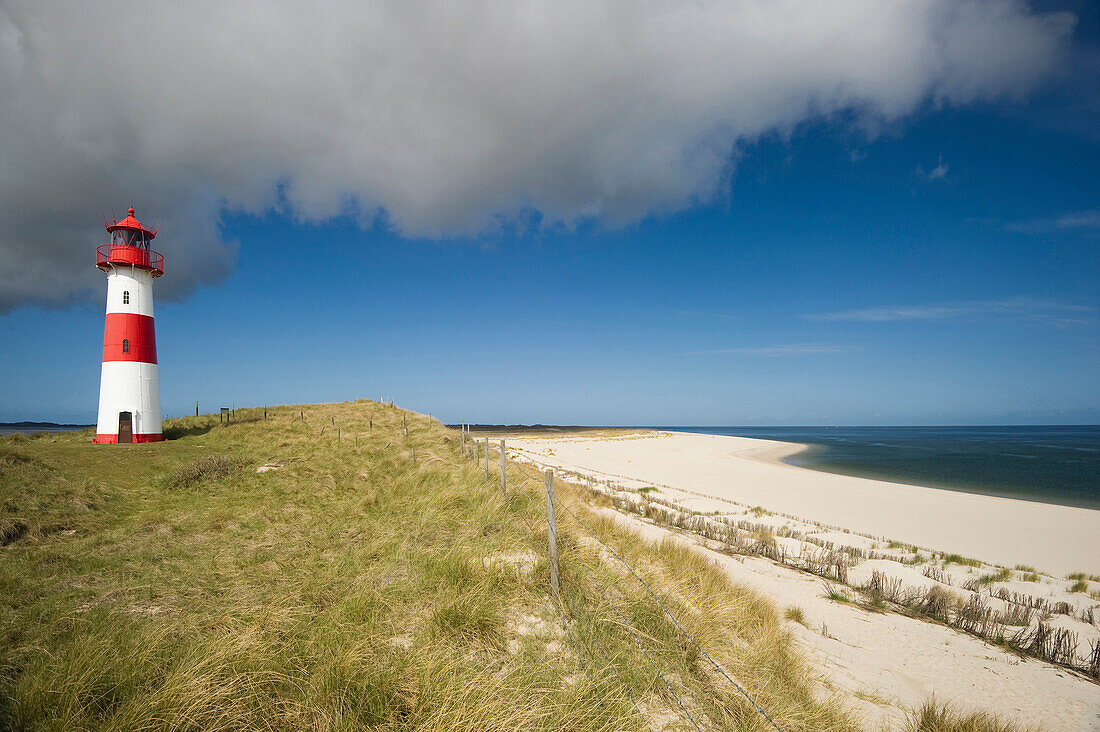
xmin=940 ymin=553 xmax=982 ymax=568
xmin=0 ymin=401 xmax=864 ymax=731
xmin=1069 ymin=579 xmax=1089 ymax=594
xmin=976 ymin=568 xmax=1012 ymax=586
xmin=1066 ymin=571 xmax=1100 ymax=582
xmin=823 ymin=586 xmax=853 ymax=604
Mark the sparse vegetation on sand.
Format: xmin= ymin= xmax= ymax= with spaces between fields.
xmin=903 ymin=699 xmax=1041 ymax=732
xmin=1 ymin=402 xmax=869 ymax=731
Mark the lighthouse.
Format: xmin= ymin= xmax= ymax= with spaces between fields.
xmin=93 ymin=205 xmax=165 ymax=444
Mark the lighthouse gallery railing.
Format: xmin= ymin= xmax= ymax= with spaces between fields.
xmin=96 ymin=244 xmax=164 ymax=276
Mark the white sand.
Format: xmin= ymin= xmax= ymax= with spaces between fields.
xmin=509 ymin=431 xmax=1100 ymax=577
xmin=505 ymin=430 xmax=1100 ymax=730
xmin=599 ymin=507 xmax=1100 ymax=731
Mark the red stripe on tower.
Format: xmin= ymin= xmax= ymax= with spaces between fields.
xmin=102 ymin=313 xmax=158 ymax=363
xmin=93 ymin=433 xmax=166 ymax=443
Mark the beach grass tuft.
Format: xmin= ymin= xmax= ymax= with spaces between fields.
xmin=166 ymin=454 xmax=239 ymax=489
xmin=903 ymin=698 xmax=1039 ymax=732
xmin=941 ymin=553 xmax=983 ymax=568
xmin=784 ymin=605 xmax=807 ymax=626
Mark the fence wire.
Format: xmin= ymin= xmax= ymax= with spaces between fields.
xmin=558 ymin=588 xmax=647 ymax=722
xmin=573 ymin=556 xmax=703 ymax=732
xmin=501 ymin=448 xmax=785 ymax=731
xmin=556 ymin=497 xmax=786 ymax=732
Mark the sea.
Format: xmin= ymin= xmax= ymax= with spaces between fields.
xmin=0 ymin=424 xmax=90 ymax=437
xmin=662 ymin=426 xmax=1100 ymax=510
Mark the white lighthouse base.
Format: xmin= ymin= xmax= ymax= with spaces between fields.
xmin=94 ymin=361 xmax=163 ymax=443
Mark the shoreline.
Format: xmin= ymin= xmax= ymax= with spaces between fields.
xmin=750 ymin=435 xmax=1100 ymax=512
xmin=504 ymin=429 xmax=1100 ymax=578
xmin=662 ymin=425 xmax=1100 ymax=512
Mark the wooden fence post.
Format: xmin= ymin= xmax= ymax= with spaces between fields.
xmin=484 ymin=439 xmax=489 ymax=481
xmin=264 ymin=406 xmax=267 ymax=420
xmin=499 ymin=440 xmax=506 ymax=498
xmin=545 ymin=470 xmax=560 ymax=595
xmin=460 ymin=423 xmax=465 ymax=454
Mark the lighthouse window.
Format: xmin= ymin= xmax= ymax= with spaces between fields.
xmin=122 ymin=339 xmax=130 ymax=354
xmin=122 ymin=291 xmax=130 ymax=304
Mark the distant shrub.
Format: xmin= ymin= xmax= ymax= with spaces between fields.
xmin=168 ymin=455 xmax=236 ymax=489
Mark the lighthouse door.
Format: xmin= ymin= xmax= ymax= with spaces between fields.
xmin=118 ymin=412 xmax=133 ymax=444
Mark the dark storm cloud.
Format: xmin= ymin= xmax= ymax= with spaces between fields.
xmin=0 ymin=0 xmax=1075 ymax=310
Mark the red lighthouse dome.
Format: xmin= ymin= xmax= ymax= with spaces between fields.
xmin=97 ymin=205 xmax=164 ymax=277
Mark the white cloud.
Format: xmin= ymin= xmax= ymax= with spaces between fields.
xmin=809 ymin=297 xmax=1093 ymax=326
xmin=689 ymin=344 xmax=852 ymax=356
xmin=1006 ymin=208 xmax=1100 ymax=233
xmin=0 ymin=0 xmax=1076 ymax=310
xmin=916 ymin=155 xmax=950 ymax=180
xmin=1054 ymin=209 xmax=1100 ymax=228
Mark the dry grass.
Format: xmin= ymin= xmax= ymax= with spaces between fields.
xmin=903 ymin=699 xmax=1040 ymax=732
xmin=166 ymin=454 xmax=239 ymax=489
xmin=0 ymin=401 xmax=866 ymax=731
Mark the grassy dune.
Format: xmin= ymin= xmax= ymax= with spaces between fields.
xmin=0 ymin=401 xmax=1024 ymax=730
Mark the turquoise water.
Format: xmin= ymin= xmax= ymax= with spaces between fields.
xmin=662 ymin=426 xmax=1100 ymax=509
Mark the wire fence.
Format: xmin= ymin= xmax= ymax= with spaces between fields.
xmin=460 ymin=433 xmax=786 ymax=732
xmin=222 ymin=406 xmax=786 ymax=728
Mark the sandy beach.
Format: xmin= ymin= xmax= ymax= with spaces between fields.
xmin=504 ymin=430 xmax=1100 ymax=730
xmin=509 ymin=430 xmax=1100 ymax=577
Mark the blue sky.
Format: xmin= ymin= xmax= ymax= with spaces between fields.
xmin=1 ymin=2 xmax=1097 ymax=425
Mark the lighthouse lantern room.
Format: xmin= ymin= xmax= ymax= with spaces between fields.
xmin=93 ymin=205 xmax=165 ymax=443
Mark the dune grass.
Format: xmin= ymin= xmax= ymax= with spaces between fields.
xmin=0 ymin=402 xmax=1051 ymax=730
xmin=903 ymin=699 xmax=1040 ymax=732
xmin=0 ymin=401 xmax=869 ymax=731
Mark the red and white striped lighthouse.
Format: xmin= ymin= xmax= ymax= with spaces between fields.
xmin=93 ymin=205 xmax=165 ymax=444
